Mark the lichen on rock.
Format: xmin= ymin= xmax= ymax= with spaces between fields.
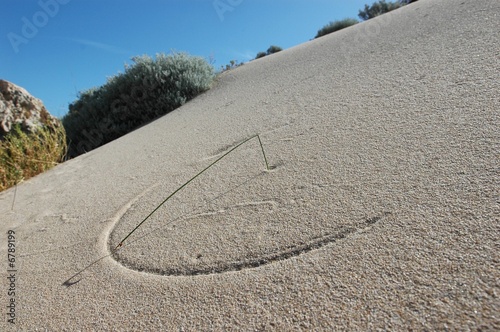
xmin=0 ymin=79 xmax=61 ymax=140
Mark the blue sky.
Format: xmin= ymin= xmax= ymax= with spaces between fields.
xmin=1 ymin=0 xmax=369 ymax=118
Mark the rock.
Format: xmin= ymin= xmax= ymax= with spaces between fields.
xmin=0 ymin=79 xmax=60 ymax=139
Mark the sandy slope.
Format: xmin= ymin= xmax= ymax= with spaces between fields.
xmin=1 ymin=0 xmax=499 ymax=330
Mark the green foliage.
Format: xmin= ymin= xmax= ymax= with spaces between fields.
xmin=0 ymin=124 xmax=67 ymax=192
xmin=266 ymin=45 xmax=283 ymax=55
xmin=315 ymin=18 xmax=359 ymax=38
xmin=219 ymin=59 xmax=244 ymax=73
xmin=255 ymin=51 xmax=267 ymax=59
xmin=62 ymin=52 xmax=215 ymax=158
xmin=255 ymin=45 xmax=283 ymax=60
xmin=358 ymin=0 xmax=404 ymax=21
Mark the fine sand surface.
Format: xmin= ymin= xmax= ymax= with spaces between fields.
xmin=1 ymin=0 xmax=499 ymax=330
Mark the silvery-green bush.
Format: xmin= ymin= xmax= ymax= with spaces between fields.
xmin=63 ymin=52 xmax=215 ymax=157
xmin=315 ymin=18 xmax=359 ymax=38
xmin=358 ymin=0 xmax=404 ymax=21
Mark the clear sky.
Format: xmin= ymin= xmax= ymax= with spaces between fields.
xmin=1 ymin=0 xmax=369 ymax=118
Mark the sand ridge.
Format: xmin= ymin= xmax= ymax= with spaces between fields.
xmin=1 ymin=0 xmax=499 ymax=330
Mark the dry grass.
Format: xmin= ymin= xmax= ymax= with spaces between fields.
xmin=0 ymin=124 xmax=67 ymax=192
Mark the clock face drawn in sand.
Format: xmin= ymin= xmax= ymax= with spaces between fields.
xmin=110 ymin=189 xmax=390 ymax=276
xmin=107 ymin=135 xmax=391 ymax=276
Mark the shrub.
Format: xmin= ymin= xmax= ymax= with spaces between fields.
xmin=255 ymin=51 xmax=267 ymax=59
xmin=219 ymin=59 xmax=244 ymax=73
xmin=255 ymin=45 xmax=283 ymax=60
xmin=358 ymin=0 xmax=403 ymax=21
xmin=0 ymin=124 xmax=67 ymax=192
xmin=62 ymin=52 xmax=215 ymax=158
xmin=266 ymin=45 xmax=283 ymax=55
xmin=315 ymin=18 xmax=359 ymax=38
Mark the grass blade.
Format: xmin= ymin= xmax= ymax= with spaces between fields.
xmin=113 ymin=134 xmax=270 ymax=251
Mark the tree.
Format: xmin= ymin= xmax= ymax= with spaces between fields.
xmin=255 ymin=51 xmax=267 ymax=59
xmin=266 ymin=45 xmax=283 ymax=55
xmin=358 ymin=0 xmax=403 ymax=21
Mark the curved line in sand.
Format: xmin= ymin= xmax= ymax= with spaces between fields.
xmin=103 ymin=184 xmax=390 ymax=276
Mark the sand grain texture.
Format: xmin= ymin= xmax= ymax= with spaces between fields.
xmin=1 ymin=0 xmax=499 ymax=330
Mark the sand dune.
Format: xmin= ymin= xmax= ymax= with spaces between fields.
xmin=1 ymin=0 xmax=498 ymax=329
